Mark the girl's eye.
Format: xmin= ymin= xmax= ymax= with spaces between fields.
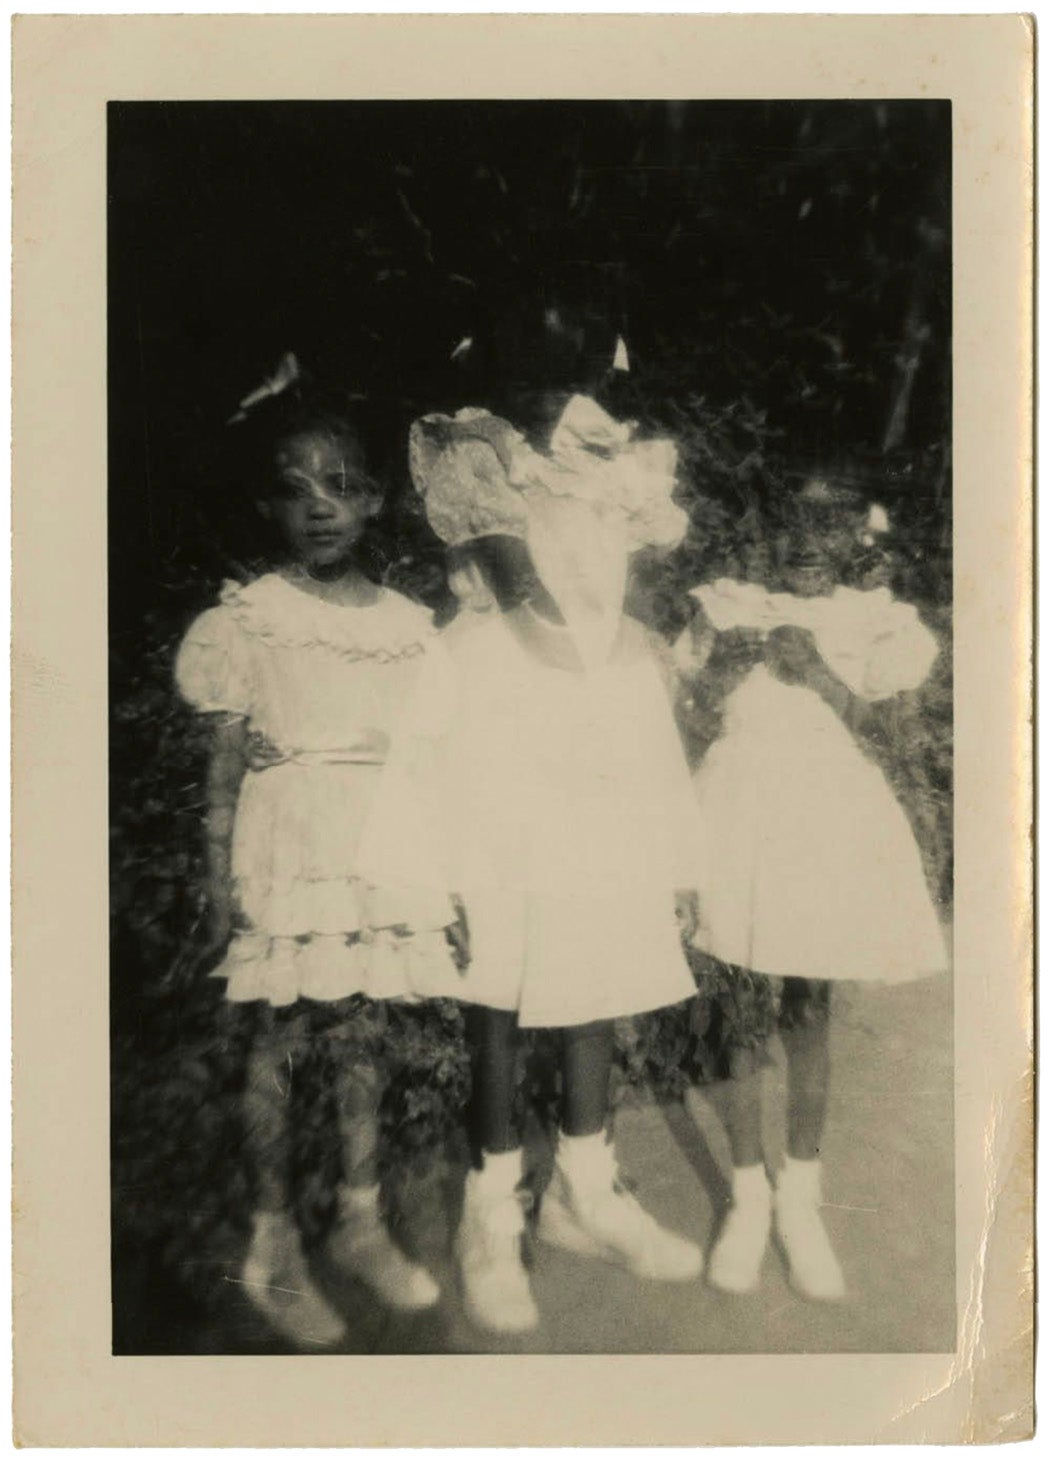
xmin=273 ymin=479 xmax=309 ymax=501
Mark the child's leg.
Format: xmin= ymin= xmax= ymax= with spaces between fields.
xmin=779 ymin=979 xmax=831 ymax=1160
xmin=773 ymin=979 xmax=845 ymax=1300
xmin=466 ymin=1004 xmax=522 ymax=1155
xmin=689 ymin=965 xmax=775 ymax=1171
xmin=719 ymin=1048 xmax=765 ymax=1169
xmin=697 ymin=972 xmax=779 ymax=1294
xmin=539 ymin=1018 xmax=703 ymax=1283
xmin=456 ymin=1005 xmax=537 ymax=1333
xmin=240 ymin=1007 xmax=346 ymax=1347
xmin=706 ymin=1045 xmax=773 ymax=1293
xmin=334 ymin=1052 xmax=382 ymax=1189
xmin=561 ymin=1018 xmax=614 ymax=1137
xmin=328 ymin=1004 xmax=439 ymax=1310
xmin=243 ymin=1007 xmax=309 ymax=1212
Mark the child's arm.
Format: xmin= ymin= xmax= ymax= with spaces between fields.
xmin=174 ymin=602 xmax=255 ymax=966
xmin=198 ymin=716 xmax=249 ymax=965
xmin=673 ymin=603 xmax=765 ymax=699
xmin=639 ymin=631 xmax=710 ymax=943
xmin=674 ymin=605 xmax=766 ymax=763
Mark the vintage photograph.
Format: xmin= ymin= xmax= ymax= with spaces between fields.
xmin=109 ymin=99 xmax=954 ymax=1357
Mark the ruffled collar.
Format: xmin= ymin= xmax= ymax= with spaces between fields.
xmin=220 ymin=573 xmax=435 ymax=662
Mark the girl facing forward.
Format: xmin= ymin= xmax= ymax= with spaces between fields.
xmin=175 ymin=358 xmax=456 ymax=1347
xmin=678 ymin=481 xmax=949 ymax=1301
xmin=365 ymin=378 xmax=707 ymax=1335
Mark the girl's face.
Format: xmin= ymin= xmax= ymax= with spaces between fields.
xmin=259 ymin=429 xmax=381 ymax=573
xmin=775 ymin=498 xmax=872 ymax=597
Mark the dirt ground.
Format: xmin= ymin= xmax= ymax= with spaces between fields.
xmin=115 ymin=972 xmax=954 ymax=1356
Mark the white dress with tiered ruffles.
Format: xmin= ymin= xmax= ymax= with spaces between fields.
xmin=174 ymin=572 xmax=456 ymax=1007
xmin=690 ymin=582 xmax=949 ymax=983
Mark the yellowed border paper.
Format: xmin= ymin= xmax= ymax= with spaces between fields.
xmin=12 ymin=14 xmax=1034 ymax=1446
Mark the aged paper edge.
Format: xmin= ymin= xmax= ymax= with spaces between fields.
xmin=11 ymin=13 xmax=1034 ymax=1447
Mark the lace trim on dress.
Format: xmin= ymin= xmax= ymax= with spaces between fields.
xmin=218 ymin=574 xmax=435 ymax=663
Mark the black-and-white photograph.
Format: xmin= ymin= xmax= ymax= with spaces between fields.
xmin=109 ymin=99 xmax=953 ymax=1357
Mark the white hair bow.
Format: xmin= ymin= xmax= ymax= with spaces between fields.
xmin=227 ymin=352 xmax=301 ymax=425
xmin=519 ymin=394 xmax=687 ymax=552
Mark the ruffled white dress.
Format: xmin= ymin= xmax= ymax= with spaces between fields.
xmin=361 ymin=606 xmax=702 ymax=1027
xmin=690 ymin=582 xmax=949 ymax=983
xmin=175 ymin=572 xmax=456 ymax=1007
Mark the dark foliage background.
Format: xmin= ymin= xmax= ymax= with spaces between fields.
xmin=109 ymin=101 xmax=951 ymax=1323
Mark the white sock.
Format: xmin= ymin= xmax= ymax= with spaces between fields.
xmin=476 ymin=1147 xmax=523 ymax=1196
xmin=779 ymin=1155 xmax=823 ymax=1198
xmin=557 ymin=1131 xmax=615 ymax=1190
xmin=731 ymin=1162 xmax=771 ymax=1203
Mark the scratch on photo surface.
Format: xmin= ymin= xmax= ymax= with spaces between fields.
xmin=223 ymin=1275 xmax=306 ymax=1298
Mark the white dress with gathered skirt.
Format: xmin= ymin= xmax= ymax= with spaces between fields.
xmin=689 ymin=582 xmax=949 ymax=983
xmin=174 ymin=572 xmax=456 ymax=1007
xmin=360 ymin=606 xmax=703 ymax=1028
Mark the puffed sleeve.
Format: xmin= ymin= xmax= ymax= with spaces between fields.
xmin=173 ymin=606 xmax=254 ymax=718
xmin=858 ymin=601 xmax=941 ymax=699
xmin=816 ymin=590 xmax=941 ymax=701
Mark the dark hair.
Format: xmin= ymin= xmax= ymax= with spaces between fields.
xmin=454 ymin=267 xmax=627 ymax=446
xmin=462 ymin=534 xmax=537 ymax=611
xmin=225 ymin=375 xmax=395 ymax=503
xmin=765 ymin=477 xmax=890 ymax=592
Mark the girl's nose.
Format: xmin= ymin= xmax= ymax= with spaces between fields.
xmin=307 ymin=490 xmax=338 ymax=518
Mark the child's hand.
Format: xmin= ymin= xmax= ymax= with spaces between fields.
xmin=712 ymin=625 xmax=764 ymax=662
xmin=246 ymin=729 xmax=285 ymax=770
xmin=709 ymin=626 xmax=765 ymax=675
xmin=446 ymin=895 xmax=471 ymax=973
xmin=675 ymin=889 xmax=701 ymax=946
xmin=764 ymin=624 xmax=824 ymax=687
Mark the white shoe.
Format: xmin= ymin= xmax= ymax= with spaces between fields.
xmin=708 ymin=1164 xmax=772 ymax=1294
xmin=239 ymin=1210 xmax=346 ymax=1349
xmin=539 ymin=1138 xmax=703 ymax=1283
xmin=773 ymin=1158 xmax=846 ymax=1302
xmin=328 ymin=1185 xmax=440 ymax=1312
xmin=456 ymin=1157 xmax=539 ymax=1335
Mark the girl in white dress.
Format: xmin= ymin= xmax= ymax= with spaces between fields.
xmin=364 ymin=388 xmax=706 ymax=1334
xmin=175 ymin=358 xmax=456 ymax=1348
xmin=677 ymin=482 xmax=949 ymax=1301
